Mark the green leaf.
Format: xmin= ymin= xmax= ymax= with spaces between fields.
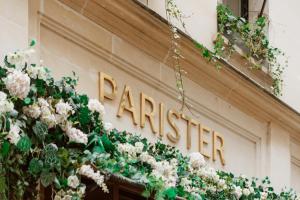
xmin=40 ymin=171 xmax=55 ymax=187
xmin=1 ymin=141 xmax=10 ymax=157
xmin=79 ymin=95 xmax=89 ymax=105
xmin=16 ymin=136 xmax=32 ymax=152
xmin=23 ymin=97 xmax=31 ymax=105
xmin=28 ymin=158 xmax=43 ymax=176
xmin=79 ymin=106 xmax=90 ymax=125
xmin=93 ymin=145 xmax=105 ymax=154
xmin=101 ymin=134 xmax=114 ymax=152
xmin=163 ymin=187 xmax=177 ymax=199
xmin=30 ymin=39 xmax=36 ymax=47
xmin=32 ymin=121 xmax=48 ymax=142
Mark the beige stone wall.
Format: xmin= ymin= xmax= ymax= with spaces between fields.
xmin=0 ymin=0 xmax=299 ymax=193
xmin=36 ymin=0 xmax=266 ymax=177
xmin=0 ymin=0 xmax=29 ymax=61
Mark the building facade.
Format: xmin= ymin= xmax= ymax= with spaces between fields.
xmin=0 ymin=0 xmax=300 ymax=194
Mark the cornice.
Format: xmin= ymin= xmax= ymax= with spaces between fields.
xmin=57 ymin=0 xmax=300 ymax=136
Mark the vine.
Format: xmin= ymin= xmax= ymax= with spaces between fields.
xmin=165 ymin=1 xmax=286 ymax=97
xmin=165 ymin=0 xmax=187 ymax=111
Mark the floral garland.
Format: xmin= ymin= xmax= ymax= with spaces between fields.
xmin=0 ymin=45 xmax=298 ymax=200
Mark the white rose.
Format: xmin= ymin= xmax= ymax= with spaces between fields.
xmin=67 ymin=175 xmax=80 ymax=189
xmin=4 ymin=70 xmax=30 ymax=99
xmin=189 ymin=152 xmax=206 ymax=169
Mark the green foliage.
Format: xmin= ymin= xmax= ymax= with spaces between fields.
xmin=40 ymin=171 xmax=55 ymax=187
xmin=16 ymin=136 xmax=31 ymax=152
xmin=28 ymin=158 xmax=43 ymax=176
xmin=216 ymin=4 xmax=285 ymax=96
xmin=1 ymin=141 xmax=10 ymax=157
xmin=32 ymin=121 xmax=48 ymax=141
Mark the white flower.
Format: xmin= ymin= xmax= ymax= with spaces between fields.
xmin=261 ymin=192 xmax=268 ymax=200
xmin=26 ymin=65 xmax=48 ymax=80
xmin=41 ymin=111 xmax=57 ymax=128
xmin=23 ymin=104 xmax=41 ymax=119
xmin=87 ymin=99 xmax=105 ymax=116
xmin=0 ymin=91 xmax=7 ymax=101
xmin=38 ymin=98 xmax=50 ymax=107
xmin=189 ymin=152 xmax=206 ymax=169
xmin=243 ymin=188 xmax=251 ymax=196
xmin=139 ymin=152 xmax=156 ymax=167
xmin=67 ymin=175 xmax=80 ymax=189
xmin=234 ymin=186 xmax=243 ymax=199
xmin=66 ymin=127 xmax=88 ymax=145
xmin=151 ymin=160 xmax=178 ymax=188
xmin=79 ymin=165 xmax=109 ymax=193
xmin=218 ymin=179 xmax=226 ymax=188
xmin=104 ymin=122 xmax=113 ymax=132
xmin=4 ymin=70 xmax=30 ymax=99
xmin=6 ymin=49 xmax=34 ymax=70
xmin=6 ymin=124 xmax=21 ymax=145
xmin=134 ymin=142 xmax=144 ymax=153
xmin=117 ymin=143 xmax=136 ymax=157
xmin=0 ymin=101 xmax=14 ymax=114
xmin=55 ymin=100 xmax=73 ymax=116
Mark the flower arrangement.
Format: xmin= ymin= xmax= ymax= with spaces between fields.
xmin=0 ymin=44 xmax=298 ymax=200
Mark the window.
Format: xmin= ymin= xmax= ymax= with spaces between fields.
xmin=223 ymin=0 xmax=249 ymax=20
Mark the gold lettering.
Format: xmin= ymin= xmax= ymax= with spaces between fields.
xmin=159 ymin=103 xmax=165 ymax=138
xmin=99 ymin=72 xmax=117 ymax=102
xmin=181 ymin=114 xmax=197 ymax=150
xmin=199 ymin=124 xmax=211 ymax=159
xmin=167 ymin=109 xmax=180 ymax=143
xmin=213 ymin=131 xmax=226 ymax=166
xmin=140 ymin=92 xmax=157 ymax=134
xmin=117 ymin=85 xmax=138 ymax=125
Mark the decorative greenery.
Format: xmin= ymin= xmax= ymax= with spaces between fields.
xmin=0 ymin=45 xmax=298 ymax=200
xmin=216 ymin=4 xmax=286 ymax=96
xmin=165 ymin=0 xmax=285 ymax=97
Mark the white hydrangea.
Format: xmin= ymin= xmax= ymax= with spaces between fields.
xmin=26 ymin=65 xmax=48 ymax=80
xmin=117 ymin=143 xmax=137 ymax=157
xmin=78 ymin=165 xmax=109 ymax=193
xmin=23 ymin=104 xmax=41 ymax=119
xmin=198 ymin=167 xmax=219 ymax=183
xmin=139 ymin=152 xmax=156 ymax=167
xmin=0 ymin=91 xmax=14 ymax=114
xmin=261 ymin=191 xmax=268 ymax=200
xmin=87 ymin=99 xmax=105 ymax=116
xmin=38 ymin=98 xmax=50 ymax=107
xmin=180 ymin=177 xmax=192 ymax=192
xmin=6 ymin=49 xmax=35 ymax=70
xmin=104 ymin=122 xmax=113 ymax=132
xmin=67 ymin=175 xmax=80 ymax=189
xmin=234 ymin=186 xmax=243 ymax=199
xmin=151 ymin=160 xmax=178 ymax=188
xmin=6 ymin=124 xmax=21 ymax=145
xmin=66 ymin=127 xmax=88 ymax=145
xmin=55 ymin=100 xmax=73 ymax=116
xmin=41 ymin=110 xmax=57 ymax=128
xmin=189 ymin=152 xmax=206 ymax=169
xmin=243 ymin=188 xmax=251 ymax=196
xmin=134 ymin=142 xmax=144 ymax=154
xmin=4 ymin=70 xmax=30 ymax=99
